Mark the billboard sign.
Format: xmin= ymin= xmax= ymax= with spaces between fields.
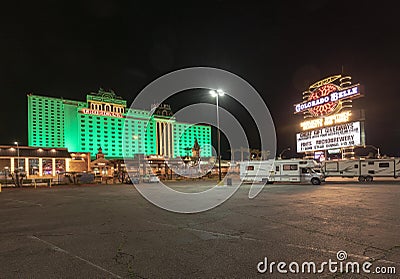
xmin=296 ymin=121 xmax=364 ymax=152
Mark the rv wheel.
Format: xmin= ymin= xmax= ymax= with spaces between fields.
xmin=365 ymin=176 xmax=373 ymax=182
xmin=311 ymin=178 xmax=320 ymax=185
xmin=358 ymin=176 xmax=366 ymax=183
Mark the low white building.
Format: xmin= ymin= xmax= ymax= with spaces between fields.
xmin=0 ymin=145 xmax=89 ymax=179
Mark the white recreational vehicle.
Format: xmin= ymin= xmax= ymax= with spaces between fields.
xmin=321 ymin=158 xmax=400 ymax=182
xmin=240 ymin=159 xmax=324 ymax=185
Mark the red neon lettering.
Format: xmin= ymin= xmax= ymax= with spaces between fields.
xmin=81 ymin=109 xmax=123 ymax=118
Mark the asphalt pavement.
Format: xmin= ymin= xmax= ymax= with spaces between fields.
xmin=0 ymin=180 xmax=399 ymax=278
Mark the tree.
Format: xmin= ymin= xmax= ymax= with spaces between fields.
xmin=250 ymin=149 xmax=261 ymax=160
xmin=184 ymin=147 xmax=191 ymax=157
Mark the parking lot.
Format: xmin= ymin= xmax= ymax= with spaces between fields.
xmin=0 ymin=180 xmax=399 ymax=278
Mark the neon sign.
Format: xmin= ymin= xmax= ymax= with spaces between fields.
xmin=80 ymin=108 xmax=124 ymax=118
xmin=294 ymin=84 xmax=360 ymax=115
xmin=300 ymin=111 xmax=352 ymax=131
xmin=294 ymin=74 xmax=365 ymax=153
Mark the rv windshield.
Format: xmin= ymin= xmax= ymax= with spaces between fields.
xmin=309 ymin=168 xmax=319 ymax=174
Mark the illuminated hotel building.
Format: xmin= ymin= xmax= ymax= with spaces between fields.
xmin=27 ymin=89 xmax=212 ymax=159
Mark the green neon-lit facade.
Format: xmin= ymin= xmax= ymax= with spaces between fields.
xmin=27 ymin=89 xmax=212 ymax=159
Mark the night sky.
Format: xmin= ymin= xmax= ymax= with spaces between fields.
xmin=1 ymin=1 xmax=399 ymax=158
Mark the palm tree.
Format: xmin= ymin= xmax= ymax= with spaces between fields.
xmin=183 ymin=147 xmax=191 ymax=157
xmin=250 ymin=149 xmax=261 ymax=160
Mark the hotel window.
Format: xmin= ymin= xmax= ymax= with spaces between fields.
xmin=42 ymin=159 xmax=52 ymax=175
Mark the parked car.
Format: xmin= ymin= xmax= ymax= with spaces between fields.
xmin=142 ymin=174 xmax=160 ymax=183
xmin=125 ymin=175 xmax=140 ymax=184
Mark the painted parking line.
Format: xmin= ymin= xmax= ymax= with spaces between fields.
xmin=28 ymin=235 xmax=122 ymax=279
xmin=5 ymin=199 xmax=43 ymax=207
xmin=147 ymin=220 xmax=263 ymax=242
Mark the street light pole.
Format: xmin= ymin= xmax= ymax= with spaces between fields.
xmin=216 ymin=93 xmax=221 ymax=182
xmin=14 ymin=141 xmax=20 ymax=170
xmin=14 ymin=141 xmax=20 ymax=187
xmin=210 ymin=89 xmax=225 ymax=182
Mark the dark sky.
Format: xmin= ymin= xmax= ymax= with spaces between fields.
xmin=1 ymin=1 xmax=400 ymax=158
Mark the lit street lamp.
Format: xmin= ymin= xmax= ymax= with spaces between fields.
xmin=278 ymin=147 xmax=291 ymax=159
xmin=210 ymin=89 xmax=225 ymax=182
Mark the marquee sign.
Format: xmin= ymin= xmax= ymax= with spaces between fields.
xmin=296 ymin=121 xmax=364 ymax=152
xmin=80 ymin=108 xmax=124 ymax=118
